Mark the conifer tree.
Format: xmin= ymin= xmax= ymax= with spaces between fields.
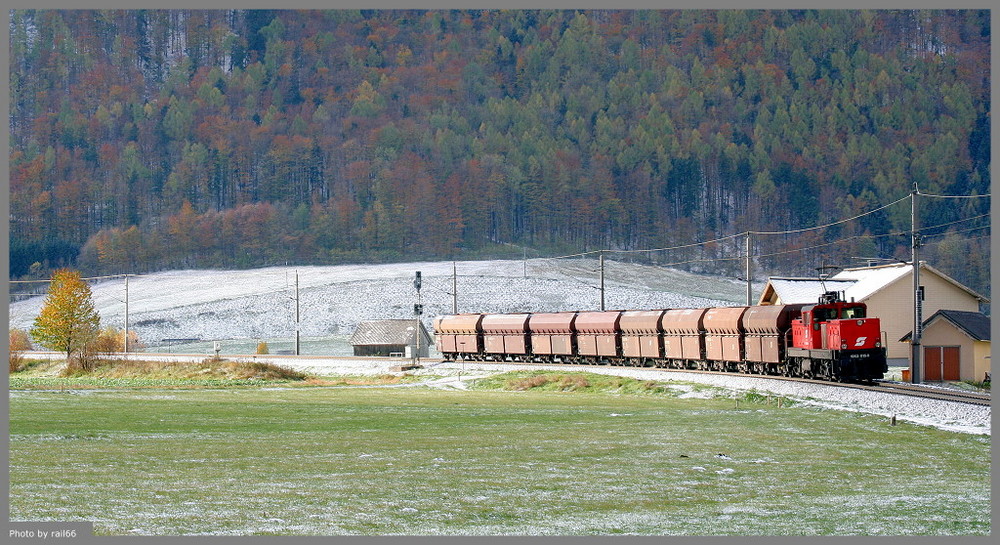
xmin=30 ymin=269 xmax=101 ymax=361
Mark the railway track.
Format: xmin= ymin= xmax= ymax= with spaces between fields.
xmin=870 ymin=381 xmax=991 ymax=406
xmin=18 ymin=351 xmax=991 ymax=406
xmin=435 ymin=359 xmax=993 ymax=407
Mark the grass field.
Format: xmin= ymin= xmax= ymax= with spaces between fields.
xmin=8 ymin=371 xmax=991 ymax=536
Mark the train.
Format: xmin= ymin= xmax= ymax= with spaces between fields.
xmin=433 ymin=291 xmax=888 ymax=383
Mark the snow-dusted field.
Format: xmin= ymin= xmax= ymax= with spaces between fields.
xmin=8 ymin=259 xmax=745 ymax=345
xmin=11 ymin=260 xmax=989 ymax=436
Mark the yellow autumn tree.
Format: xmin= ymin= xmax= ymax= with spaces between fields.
xmin=30 ymin=269 xmax=101 ymax=364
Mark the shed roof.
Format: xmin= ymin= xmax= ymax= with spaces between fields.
xmin=899 ymin=310 xmax=991 ymax=342
xmin=759 ymin=277 xmax=856 ymax=305
xmin=350 ymin=319 xmax=432 ymax=346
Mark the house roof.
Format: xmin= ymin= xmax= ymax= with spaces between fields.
xmin=833 ymin=262 xmax=988 ymax=302
xmin=830 ymin=263 xmax=911 ymax=300
xmin=350 ymin=319 xmax=432 ymax=346
xmin=760 ymin=262 xmax=989 ymax=306
xmin=899 ymin=310 xmax=991 ymax=342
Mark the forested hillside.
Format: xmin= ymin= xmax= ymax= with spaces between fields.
xmin=8 ymin=10 xmax=990 ymax=296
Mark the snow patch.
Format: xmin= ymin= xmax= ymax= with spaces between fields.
xmin=8 ymin=260 xmax=742 ymax=346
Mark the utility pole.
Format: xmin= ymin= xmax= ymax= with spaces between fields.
xmin=599 ymin=251 xmax=606 ymax=311
xmin=911 ymin=187 xmax=922 ymax=384
xmin=124 ymin=274 xmax=129 ymax=354
xmin=414 ymin=271 xmax=422 ymax=366
xmin=452 ymin=261 xmax=458 ymax=314
xmin=295 ymin=270 xmax=300 ymax=356
xmin=745 ymin=232 xmax=753 ymax=306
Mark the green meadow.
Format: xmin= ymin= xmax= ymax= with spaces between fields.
xmin=8 ymin=371 xmax=991 ymax=536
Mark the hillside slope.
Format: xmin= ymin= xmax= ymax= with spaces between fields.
xmin=9 ymin=10 xmax=990 ymax=294
xmin=8 ymin=259 xmax=745 ymax=345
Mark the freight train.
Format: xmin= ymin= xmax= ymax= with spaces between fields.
xmin=433 ymin=291 xmax=888 ymax=383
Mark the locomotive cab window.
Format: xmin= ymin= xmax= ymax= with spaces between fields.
xmin=813 ymin=308 xmax=833 ymax=322
xmin=841 ymin=307 xmax=866 ymax=319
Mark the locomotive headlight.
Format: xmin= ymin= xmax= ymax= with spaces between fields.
xmin=841 ymin=341 xmax=848 ymax=349
xmin=857 ymin=320 xmax=864 ymax=326
xmin=875 ymin=341 xmax=882 ymax=347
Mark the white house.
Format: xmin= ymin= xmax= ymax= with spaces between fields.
xmin=759 ymin=262 xmax=988 ymax=360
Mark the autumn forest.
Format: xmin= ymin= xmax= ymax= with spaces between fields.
xmin=7 ymin=10 xmax=991 ymax=297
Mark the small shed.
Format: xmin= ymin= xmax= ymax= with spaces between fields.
xmin=350 ymin=319 xmax=432 ymax=357
xmin=900 ymin=310 xmax=991 ymax=383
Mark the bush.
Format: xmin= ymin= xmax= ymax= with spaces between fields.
xmin=9 ymin=329 xmax=32 ymax=372
xmin=9 ymin=328 xmax=33 ymax=351
xmin=102 ymin=328 xmax=145 ymax=352
xmin=557 ymin=375 xmax=590 ymax=391
xmin=227 ymin=360 xmax=306 ymax=381
xmin=962 ymin=379 xmax=990 ymax=391
xmin=63 ymin=352 xmax=101 ymax=375
xmin=508 ymin=374 xmax=552 ymax=391
xmin=507 ymin=373 xmax=590 ymax=392
xmin=10 ymin=351 xmax=26 ymax=373
xmin=62 ymin=327 xmax=143 ymax=376
xmin=256 ymin=341 xmax=270 ymax=355
xmin=121 ymin=329 xmax=146 ymax=352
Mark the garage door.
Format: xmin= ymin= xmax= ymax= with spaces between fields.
xmin=924 ymin=346 xmax=960 ymax=381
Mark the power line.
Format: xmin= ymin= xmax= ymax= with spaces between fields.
xmin=9 ymin=273 xmax=130 ymax=285
xmin=920 ymin=192 xmax=991 ymax=199
xmin=651 ymin=214 xmax=989 ymax=268
xmin=751 ymin=195 xmax=911 ymax=236
xmin=550 ymin=193 xmax=911 ymax=258
xmin=606 ymin=193 xmax=983 ymax=263
xmin=922 ymin=232 xmax=991 ymax=245
xmin=755 ymin=233 xmax=895 ymax=260
xmin=604 ymin=233 xmax=745 ymax=256
xmin=920 ymin=223 xmax=991 ymax=240
xmin=916 ymin=213 xmax=990 ymax=233
xmin=529 ymin=249 xmax=603 ymax=261
xmin=644 ymin=254 xmax=746 ymax=269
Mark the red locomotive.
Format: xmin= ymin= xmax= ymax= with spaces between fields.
xmin=433 ymin=291 xmax=888 ymax=383
xmin=787 ymin=291 xmax=887 ymax=381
